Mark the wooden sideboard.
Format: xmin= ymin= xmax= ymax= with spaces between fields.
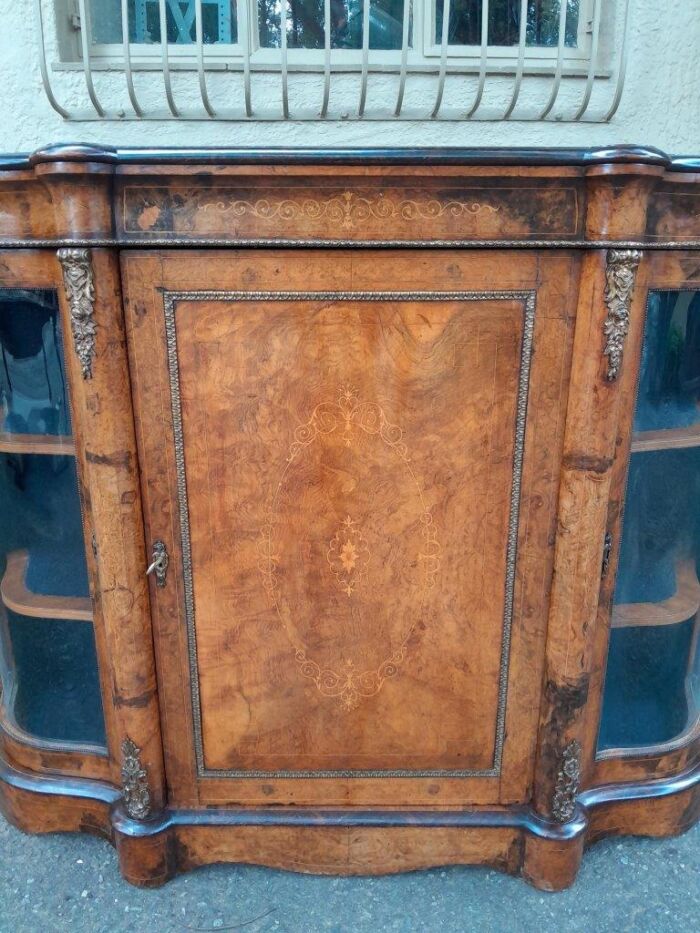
xmin=0 ymin=144 xmax=699 ymax=890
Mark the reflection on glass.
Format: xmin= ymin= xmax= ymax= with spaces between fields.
xmin=0 ymin=290 xmax=70 ymax=439
xmin=2 ymin=613 xmax=104 ymax=745
xmin=90 ymin=0 xmax=411 ymax=49
xmin=435 ymin=0 xmax=579 ymax=48
xmin=0 ymin=290 xmax=105 ymax=749
xmin=88 ymin=0 xmax=580 ymax=49
xmin=259 ymin=0 xmax=408 ymax=50
xmin=634 ymin=291 xmax=700 ymax=434
xmin=89 ymin=0 xmax=239 ymax=45
xmin=599 ymin=291 xmax=700 ymax=753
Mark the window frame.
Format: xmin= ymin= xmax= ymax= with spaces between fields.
xmin=53 ymin=0 xmax=601 ymax=74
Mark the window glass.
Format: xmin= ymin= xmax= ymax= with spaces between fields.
xmin=87 ymin=0 xmax=579 ymax=49
xmin=89 ymin=0 xmax=239 ymax=45
xmin=259 ymin=0 xmax=408 ymax=50
xmin=435 ymin=0 xmax=580 ymax=47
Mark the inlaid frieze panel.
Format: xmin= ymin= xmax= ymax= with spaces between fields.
xmin=646 ymin=185 xmax=700 ymax=242
xmin=119 ymin=180 xmax=581 ymax=242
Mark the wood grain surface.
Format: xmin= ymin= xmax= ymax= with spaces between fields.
xmin=124 ymin=249 xmax=576 ymax=807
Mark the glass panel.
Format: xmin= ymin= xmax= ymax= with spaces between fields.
xmin=2 ymin=614 xmax=104 ymax=745
xmin=88 ymin=0 xmax=579 ymax=49
xmin=599 ymin=290 xmax=700 ymax=753
xmin=634 ymin=291 xmax=700 ymax=434
xmin=258 ymin=0 xmax=409 ymax=51
xmin=435 ymin=0 xmax=580 ymax=48
xmin=0 ymin=289 xmax=70 ymax=438
xmin=91 ymin=0 xmax=410 ymax=49
xmin=0 ymin=289 xmax=105 ymax=749
xmin=89 ymin=0 xmax=239 ymax=45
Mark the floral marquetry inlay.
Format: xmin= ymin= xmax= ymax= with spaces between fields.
xmin=327 ymin=516 xmax=371 ymax=596
xmin=258 ymin=386 xmax=441 ymax=711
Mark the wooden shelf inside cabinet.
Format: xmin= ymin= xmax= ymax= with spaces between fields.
xmin=0 ymin=550 xmax=92 ymax=622
xmin=612 ymin=560 xmax=700 ymax=629
xmin=0 ymin=432 xmax=75 ymax=457
xmin=631 ymin=423 xmax=700 ymax=453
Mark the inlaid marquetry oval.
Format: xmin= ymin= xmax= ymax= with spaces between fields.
xmin=259 ymin=386 xmax=441 ymax=710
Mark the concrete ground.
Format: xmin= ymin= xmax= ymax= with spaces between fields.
xmin=0 ymin=817 xmax=698 ymax=933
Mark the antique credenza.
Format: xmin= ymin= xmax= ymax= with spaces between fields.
xmin=0 ymin=144 xmax=699 ymax=890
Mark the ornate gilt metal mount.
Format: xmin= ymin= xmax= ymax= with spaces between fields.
xmin=57 ymin=248 xmax=97 ymax=380
xmin=602 ymin=249 xmax=642 ymax=382
xmin=146 ymin=539 xmax=169 ymax=587
xmin=601 ymin=531 xmax=613 ymax=578
xmin=552 ymin=739 xmax=582 ymax=823
xmin=121 ymin=738 xmax=151 ymax=820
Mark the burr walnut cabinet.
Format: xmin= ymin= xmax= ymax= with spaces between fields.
xmin=0 ymin=143 xmax=699 ymax=890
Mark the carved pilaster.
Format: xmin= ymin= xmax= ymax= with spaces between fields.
xmin=602 ymin=249 xmax=642 ymax=381
xmin=121 ymin=738 xmax=152 ymax=820
xmin=57 ymin=248 xmax=96 ymax=380
xmin=551 ymin=739 xmax=582 ymax=823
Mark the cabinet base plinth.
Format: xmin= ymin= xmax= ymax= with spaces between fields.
xmin=1 ymin=756 xmax=698 ymax=891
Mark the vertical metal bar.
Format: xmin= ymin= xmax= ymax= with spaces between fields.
xmin=573 ymin=0 xmax=602 ymax=120
xmin=431 ymin=0 xmax=451 ymax=117
xmin=358 ymin=0 xmax=371 ymax=116
xmin=465 ymin=0 xmax=489 ymax=117
xmin=238 ymin=0 xmax=253 ymax=116
xmin=603 ymin=0 xmax=632 ymax=121
xmin=280 ymin=0 xmax=290 ymax=118
xmin=502 ymin=0 xmax=527 ymax=119
xmin=76 ymin=0 xmax=105 ymax=116
xmin=121 ymin=0 xmax=144 ymax=116
xmin=35 ymin=0 xmax=70 ymax=118
xmin=195 ymin=0 xmax=216 ymax=116
xmin=538 ymin=0 xmax=569 ymax=119
xmin=158 ymin=0 xmax=180 ymax=115
xmin=394 ymin=0 xmax=412 ymax=116
xmin=321 ymin=0 xmax=331 ymax=117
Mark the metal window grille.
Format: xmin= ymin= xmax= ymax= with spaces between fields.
xmin=37 ymin=0 xmax=632 ymax=121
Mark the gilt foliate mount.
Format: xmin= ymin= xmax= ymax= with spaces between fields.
xmin=603 ymin=249 xmax=643 ymax=382
xmin=552 ymin=739 xmax=582 ymax=823
xmin=58 ymin=248 xmax=97 ymax=380
xmin=120 ymin=738 xmax=151 ymax=820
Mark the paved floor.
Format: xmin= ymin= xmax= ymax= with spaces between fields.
xmin=0 ymin=817 xmax=698 ymax=933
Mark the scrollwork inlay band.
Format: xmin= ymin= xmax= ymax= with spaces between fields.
xmin=57 ymin=248 xmax=97 ymax=380
xmin=603 ymin=249 xmax=642 ymax=381
xmin=163 ymin=289 xmax=536 ymax=778
xmin=197 ymin=190 xmax=501 ymax=230
xmin=120 ymin=737 xmax=151 ymax=820
xmin=552 ymin=739 xmax=582 ymax=823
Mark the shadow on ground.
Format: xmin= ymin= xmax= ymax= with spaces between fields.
xmin=0 ymin=817 xmax=698 ymax=932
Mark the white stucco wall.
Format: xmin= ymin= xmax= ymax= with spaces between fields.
xmin=1 ymin=1 xmax=699 ymax=155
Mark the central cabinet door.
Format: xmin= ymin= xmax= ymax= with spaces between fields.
xmin=123 ymin=250 xmax=577 ymax=807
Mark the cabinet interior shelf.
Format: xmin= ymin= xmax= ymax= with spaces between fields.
xmin=0 ymin=550 xmax=92 ymax=622
xmin=612 ymin=559 xmax=700 ymax=629
xmin=0 ymin=431 xmax=75 ymax=457
xmin=631 ymin=423 xmax=700 ymax=453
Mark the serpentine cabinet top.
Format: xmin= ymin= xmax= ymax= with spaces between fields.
xmin=0 ymin=143 xmax=697 ymax=248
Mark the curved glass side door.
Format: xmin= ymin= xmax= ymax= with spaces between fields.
xmin=0 ymin=288 xmax=106 ymax=750
xmin=599 ymin=290 xmax=700 ymax=753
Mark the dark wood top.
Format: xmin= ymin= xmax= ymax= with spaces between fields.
xmin=2 ymin=143 xmax=697 ymax=172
